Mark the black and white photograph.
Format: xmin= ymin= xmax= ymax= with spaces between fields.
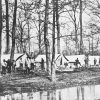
xmin=0 ymin=0 xmax=100 ymax=100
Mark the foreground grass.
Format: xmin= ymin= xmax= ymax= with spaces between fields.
xmin=0 ymin=68 xmax=100 ymax=95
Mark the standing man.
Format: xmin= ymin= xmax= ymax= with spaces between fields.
xmin=41 ymin=58 xmax=44 ymax=70
xmin=27 ymin=57 xmax=31 ymax=74
xmin=1 ymin=59 xmax=7 ymax=74
xmin=84 ymin=56 xmax=88 ymax=68
xmin=30 ymin=58 xmax=35 ymax=70
xmin=75 ymin=58 xmax=81 ymax=68
xmin=94 ymin=58 xmax=97 ymax=66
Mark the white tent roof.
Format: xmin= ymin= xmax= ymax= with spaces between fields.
xmin=65 ymin=55 xmax=85 ymax=65
xmin=35 ymin=54 xmax=69 ymax=63
xmin=1 ymin=53 xmax=23 ymax=60
xmin=1 ymin=53 xmax=23 ymax=65
xmin=35 ymin=54 xmax=86 ymax=66
xmin=35 ymin=55 xmax=46 ymax=62
xmin=35 ymin=54 xmax=67 ymax=62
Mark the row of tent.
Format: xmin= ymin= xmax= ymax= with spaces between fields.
xmin=1 ymin=53 xmax=100 ymax=69
xmin=35 ymin=54 xmax=100 ymax=67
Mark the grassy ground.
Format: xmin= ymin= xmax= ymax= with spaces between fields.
xmin=0 ymin=68 xmax=100 ymax=95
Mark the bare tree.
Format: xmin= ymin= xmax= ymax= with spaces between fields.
xmin=56 ymin=0 xmax=60 ymax=54
xmin=0 ymin=0 xmax=2 ymax=69
xmin=27 ymin=20 xmax=30 ymax=53
xmin=44 ymin=0 xmax=51 ymax=74
xmin=10 ymin=0 xmax=17 ymax=61
xmin=71 ymin=0 xmax=79 ymax=54
xmin=5 ymin=0 xmax=10 ymax=54
xmin=38 ymin=11 xmax=41 ymax=54
xmin=61 ymin=0 xmax=79 ymax=54
xmin=79 ymin=0 xmax=83 ymax=54
xmin=17 ymin=16 xmax=24 ymax=53
xmin=51 ymin=0 xmax=56 ymax=81
xmin=37 ymin=0 xmax=42 ymax=54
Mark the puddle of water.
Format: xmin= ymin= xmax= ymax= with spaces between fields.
xmin=0 ymin=85 xmax=100 ymax=100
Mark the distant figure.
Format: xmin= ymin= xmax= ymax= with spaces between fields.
xmin=1 ymin=59 xmax=7 ymax=74
xmin=64 ymin=62 xmax=68 ymax=68
xmin=94 ymin=58 xmax=97 ymax=66
xmin=23 ymin=58 xmax=28 ymax=74
xmin=30 ymin=58 xmax=35 ymax=70
xmin=27 ymin=57 xmax=31 ymax=74
xmin=12 ymin=60 xmax=16 ymax=72
xmin=60 ymin=57 xmax=62 ymax=65
xmin=84 ymin=57 xmax=88 ymax=67
xmin=41 ymin=58 xmax=44 ymax=70
xmin=99 ymin=58 xmax=100 ymax=65
xmin=75 ymin=58 xmax=81 ymax=68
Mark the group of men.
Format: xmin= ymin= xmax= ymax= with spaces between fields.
xmin=1 ymin=57 xmax=35 ymax=75
xmin=18 ymin=57 xmax=35 ymax=74
xmin=76 ymin=57 xmax=98 ymax=68
xmin=1 ymin=59 xmax=15 ymax=74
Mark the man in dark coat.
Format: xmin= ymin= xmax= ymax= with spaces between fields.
xmin=75 ymin=58 xmax=81 ymax=68
xmin=94 ymin=58 xmax=97 ymax=66
xmin=41 ymin=58 xmax=44 ymax=70
xmin=1 ymin=59 xmax=7 ymax=74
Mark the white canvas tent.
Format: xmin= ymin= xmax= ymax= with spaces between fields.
xmin=35 ymin=54 xmax=60 ymax=63
xmin=15 ymin=53 xmax=28 ymax=68
xmin=1 ymin=53 xmax=28 ymax=68
xmin=34 ymin=55 xmax=46 ymax=69
xmin=1 ymin=53 xmax=23 ymax=60
xmin=35 ymin=54 xmax=86 ymax=71
xmin=35 ymin=55 xmax=46 ymax=63
xmin=65 ymin=55 xmax=86 ymax=67
xmin=35 ymin=54 xmax=69 ymax=70
xmin=1 ymin=53 xmax=23 ymax=64
xmin=55 ymin=54 xmax=75 ymax=71
xmin=88 ymin=56 xmax=100 ymax=67
xmin=55 ymin=54 xmax=69 ymax=68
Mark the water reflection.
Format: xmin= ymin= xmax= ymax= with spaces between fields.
xmin=0 ymin=85 xmax=100 ymax=100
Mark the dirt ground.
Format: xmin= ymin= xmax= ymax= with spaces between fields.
xmin=0 ymin=68 xmax=100 ymax=95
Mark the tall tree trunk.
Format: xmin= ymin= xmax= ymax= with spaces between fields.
xmin=79 ymin=0 xmax=83 ymax=54
xmin=20 ymin=26 xmax=23 ymax=53
xmin=38 ymin=0 xmax=41 ymax=54
xmin=56 ymin=0 xmax=60 ymax=54
xmin=51 ymin=0 xmax=56 ymax=82
xmin=39 ymin=12 xmax=41 ymax=54
xmin=5 ymin=0 xmax=10 ymax=54
xmin=88 ymin=38 xmax=90 ymax=54
xmin=92 ymin=34 xmax=94 ymax=55
xmin=44 ymin=0 xmax=50 ymax=74
xmin=73 ymin=10 xmax=78 ymax=54
xmin=0 ymin=0 xmax=2 ymax=70
xmin=27 ymin=21 xmax=30 ymax=53
xmin=10 ymin=0 xmax=17 ymax=61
